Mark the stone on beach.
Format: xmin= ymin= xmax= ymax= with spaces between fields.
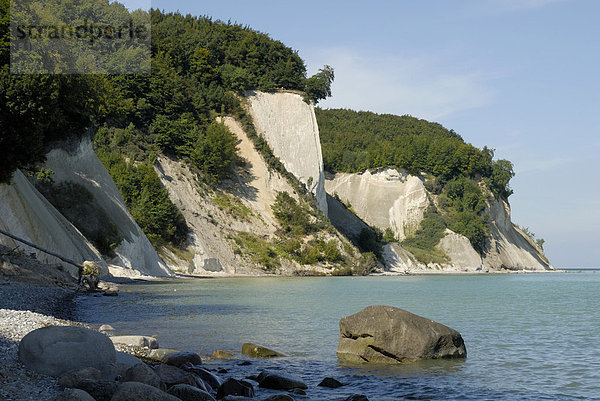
xmin=50 ymin=388 xmax=96 ymax=401
xmin=217 ymin=378 xmax=255 ymax=399
xmin=145 ymin=348 xmax=180 ymax=362
xmin=256 ymin=371 xmax=307 ymax=390
xmin=18 ymin=326 xmax=116 ymax=376
xmin=58 ymin=367 xmax=102 ymax=388
xmin=123 ymin=363 xmax=162 ymax=389
xmin=72 ymin=379 xmax=119 ymax=401
xmin=167 ymin=383 xmax=217 ymax=401
xmin=110 ymin=381 xmax=180 ymax=401
xmin=110 ymin=335 xmax=159 ymax=349
xmin=154 ymin=363 xmax=208 ymax=391
xmin=336 ymin=305 xmax=466 ymax=364
xmin=181 ymin=363 xmax=223 ymax=390
xmin=241 ymin=342 xmax=286 ymax=358
xmin=160 ymin=350 xmax=203 ymax=367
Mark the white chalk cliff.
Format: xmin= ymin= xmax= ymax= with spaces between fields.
xmin=326 ymin=168 xmax=552 ymax=272
xmin=41 ymin=137 xmax=172 ymax=277
xmin=0 ymin=170 xmax=100 ymax=277
xmin=246 ymin=90 xmax=328 ymax=215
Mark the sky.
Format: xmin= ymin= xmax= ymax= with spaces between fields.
xmin=125 ymin=0 xmax=599 ymax=267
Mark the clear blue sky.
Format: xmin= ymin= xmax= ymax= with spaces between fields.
xmin=127 ymin=0 xmax=599 ymax=267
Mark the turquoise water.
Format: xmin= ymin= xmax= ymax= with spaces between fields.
xmin=75 ymin=273 xmax=600 ymax=400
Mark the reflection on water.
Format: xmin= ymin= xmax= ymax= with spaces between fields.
xmin=76 ymin=274 xmax=600 ymax=400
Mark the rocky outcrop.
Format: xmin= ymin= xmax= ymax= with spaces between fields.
xmin=325 ymin=168 xmax=429 ymax=241
xmin=18 ymin=326 xmax=116 ymax=376
xmin=0 ymin=170 xmax=100 ymax=276
xmin=484 ymin=198 xmax=552 ymax=270
xmin=246 ymin=90 xmax=328 ymax=215
xmin=241 ymin=343 xmax=286 ymax=358
xmin=337 ymin=306 xmax=466 ymax=364
xmin=43 ymin=136 xmax=171 ymax=277
xmin=327 ymin=168 xmax=552 ymax=272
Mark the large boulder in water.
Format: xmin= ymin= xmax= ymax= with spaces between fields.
xmin=18 ymin=326 xmax=116 ymax=376
xmin=336 ymin=305 xmax=466 ymax=364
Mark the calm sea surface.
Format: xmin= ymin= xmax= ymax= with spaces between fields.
xmin=75 ymin=273 xmax=600 ymax=400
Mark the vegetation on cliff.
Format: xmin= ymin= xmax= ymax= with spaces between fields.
xmin=316 ymin=108 xmax=515 ymax=257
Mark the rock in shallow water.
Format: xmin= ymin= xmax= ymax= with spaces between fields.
xmin=241 ymin=343 xmax=286 ymax=358
xmin=161 ymin=351 xmax=202 ymax=367
xmin=111 ymin=382 xmax=180 ymax=401
xmin=167 ymin=383 xmax=216 ymax=401
xmin=256 ymin=371 xmax=307 ymax=390
xmin=217 ymin=378 xmax=255 ymax=399
xmin=18 ymin=326 xmax=116 ymax=376
xmin=336 ymin=305 xmax=466 ymax=364
xmin=317 ymin=377 xmax=345 ymax=388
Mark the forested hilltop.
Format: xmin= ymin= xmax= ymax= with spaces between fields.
xmin=317 ymin=108 xmax=521 ymax=260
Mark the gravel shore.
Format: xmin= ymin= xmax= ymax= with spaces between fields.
xmin=0 ymin=283 xmax=81 ymax=401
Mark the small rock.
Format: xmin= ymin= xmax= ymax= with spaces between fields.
xmin=19 ymin=326 xmax=116 ymax=377
xmin=111 ymin=381 xmax=180 ymax=401
xmin=167 ymin=383 xmax=216 ymax=401
xmin=257 ymin=371 xmax=307 ymax=390
xmin=181 ymin=363 xmax=222 ymax=390
xmin=102 ymin=290 xmax=118 ymax=296
xmin=98 ymin=324 xmax=115 ymax=335
xmin=218 ymin=368 xmax=228 ymax=374
xmin=212 ymin=350 xmax=234 ymax=359
xmin=123 ymin=363 xmax=162 ymax=388
xmin=110 ymin=335 xmax=159 ymax=349
xmin=288 ymin=388 xmax=306 ymax=396
xmin=58 ymin=367 xmax=102 ymax=388
xmin=217 ymin=378 xmax=255 ymax=399
xmin=72 ymin=379 xmax=119 ymax=401
xmin=161 ymin=351 xmax=202 ymax=367
xmin=241 ymin=343 xmax=286 ymax=358
xmin=145 ymin=348 xmax=180 ymax=362
xmin=317 ymin=377 xmax=345 ymax=388
xmin=345 ymin=395 xmax=369 ymax=401
xmin=50 ymin=388 xmax=96 ymax=401
xmin=239 ymin=361 xmax=252 ymax=366
xmin=154 ymin=363 xmax=208 ymax=391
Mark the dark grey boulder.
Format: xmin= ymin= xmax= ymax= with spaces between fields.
xmin=317 ymin=377 xmax=345 ymax=388
xmin=123 ymin=363 xmax=162 ymax=388
xmin=58 ymin=367 xmax=102 ymax=388
xmin=161 ymin=351 xmax=202 ymax=367
xmin=18 ymin=326 xmax=116 ymax=376
xmin=154 ymin=363 xmax=208 ymax=392
xmin=241 ymin=343 xmax=286 ymax=358
xmin=217 ymin=378 xmax=254 ymax=399
xmin=257 ymin=371 xmax=307 ymax=390
xmin=72 ymin=379 xmax=119 ymax=401
xmin=50 ymin=388 xmax=96 ymax=401
xmin=181 ymin=363 xmax=222 ymax=390
xmin=167 ymin=383 xmax=217 ymax=401
xmin=337 ymin=305 xmax=466 ymax=364
xmin=110 ymin=382 xmax=180 ymax=401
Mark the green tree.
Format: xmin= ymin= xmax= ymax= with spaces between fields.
xmin=305 ymin=65 xmax=334 ymax=104
xmin=190 ymin=122 xmax=238 ymax=182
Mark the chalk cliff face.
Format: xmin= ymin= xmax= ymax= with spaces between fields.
xmin=155 ymin=117 xmax=297 ymax=274
xmin=42 ymin=137 xmax=172 ymax=277
xmin=246 ymin=91 xmax=328 ymax=215
xmin=325 ymin=168 xmax=429 ymax=241
xmin=326 ymin=168 xmax=552 ymax=272
xmin=0 ymin=170 xmax=100 ymax=277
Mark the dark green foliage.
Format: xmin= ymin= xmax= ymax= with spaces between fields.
xmin=356 ymin=228 xmax=383 ymax=261
xmin=489 ymin=159 xmax=515 ymax=199
xmin=95 ymin=129 xmax=188 ymax=248
xmin=316 ymin=108 xmax=513 ymax=197
xmin=272 ymin=192 xmax=316 ymax=235
xmin=305 ymin=65 xmax=334 ymax=104
xmin=36 ymin=181 xmax=122 ymax=257
xmin=402 ymin=207 xmax=447 ymax=253
xmin=438 ymin=177 xmax=490 ymax=253
xmin=190 ymin=122 xmax=238 ymax=182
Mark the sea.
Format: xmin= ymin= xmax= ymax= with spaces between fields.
xmin=74 ymin=272 xmax=600 ymax=400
